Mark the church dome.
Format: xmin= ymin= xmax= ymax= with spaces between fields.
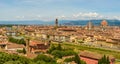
xmin=101 ymin=20 xmax=108 ymax=26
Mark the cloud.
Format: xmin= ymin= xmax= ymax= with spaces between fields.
xmin=113 ymin=16 xmax=120 ymax=20
xmin=73 ymin=12 xmax=100 ymax=18
xmin=20 ymin=0 xmax=55 ymax=4
xmin=52 ymin=12 xmax=107 ymax=20
xmin=37 ymin=15 xmax=41 ymax=18
xmin=56 ymin=15 xmax=66 ymax=19
xmin=16 ymin=16 xmax=25 ymax=19
xmin=72 ymin=12 xmax=108 ymax=20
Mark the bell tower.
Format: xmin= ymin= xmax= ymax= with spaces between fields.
xmin=55 ymin=18 xmax=58 ymax=27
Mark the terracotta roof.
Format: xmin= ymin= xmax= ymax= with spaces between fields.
xmin=80 ymin=51 xmax=115 ymax=60
xmin=33 ymin=49 xmax=48 ymax=53
xmin=29 ymin=41 xmax=46 ymax=46
xmin=0 ymin=42 xmax=8 ymax=45
xmin=58 ymin=28 xmax=76 ymax=31
xmin=7 ymin=43 xmax=25 ymax=49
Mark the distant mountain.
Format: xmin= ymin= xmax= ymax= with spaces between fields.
xmin=61 ymin=19 xmax=120 ymax=26
xmin=0 ymin=20 xmax=51 ymax=25
xmin=0 ymin=19 xmax=120 ymax=26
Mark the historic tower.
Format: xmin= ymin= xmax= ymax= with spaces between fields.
xmin=55 ymin=18 xmax=58 ymax=28
xmin=87 ymin=21 xmax=93 ymax=30
xmin=25 ymin=38 xmax=30 ymax=54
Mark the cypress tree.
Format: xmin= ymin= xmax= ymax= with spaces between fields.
xmin=98 ymin=55 xmax=110 ymax=64
xmin=74 ymin=54 xmax=81 ymax=64
xmin=23 ymin=48 xmax=26 ymax=54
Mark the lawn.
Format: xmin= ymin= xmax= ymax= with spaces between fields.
xmin=52 ymin=42 xmax=120 ymax=60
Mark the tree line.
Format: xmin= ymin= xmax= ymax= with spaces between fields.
xmin=8 ymin=37 xmax=26 ymax=45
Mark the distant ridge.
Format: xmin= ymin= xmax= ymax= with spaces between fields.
xmin=0 ymin=19 xmax=120 ymax=26
xmin=61 ymin=19 xmax=120 ymax=26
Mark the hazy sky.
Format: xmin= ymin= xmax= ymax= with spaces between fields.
xmin=0 ymin=0 xmax=120 ymax=21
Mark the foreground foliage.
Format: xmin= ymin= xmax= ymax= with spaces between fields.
xmin=34 ymin=54 xmax=56 ymax=64
xmin=48 ymin=43 xmax=86 ymax=64
xmin=0 ymin=52 xmax=56 ymax=64
xmin=0 ymin=52 xmax=32 ymax=64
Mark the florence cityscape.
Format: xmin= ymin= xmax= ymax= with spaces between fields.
xmin=0 ymin=0 xmax=120 ymax=64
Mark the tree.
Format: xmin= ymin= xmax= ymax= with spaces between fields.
xmin=51 ymin=50 xmax=63 ymax=58
xmin=74 ymin=54 xmax=81 ymax=64
xmin=8 ymin=37 xmax=26 ymax=45
xmin=0 ymin=52 xmax=32 ymax=64
xmin=47 ymin=44 xmax=56 ymax=53
xmin=51 ymin=50 xmax=76 ymax=58
xmin=19 ymin=38 xmax=26 ymax=45
xmin=64 ymin=54 xmax=86 ymax=64
xmin=98 ymin=55 xmax=110 ymax=64
xmin=80 ymin=60 xmax=86 ymax=64
xmin=36 ymin=60 xmax=46 ymax=64
xmin=56 ymin=44 xmax=62 ymax=51
xmin=34 ymin=54 xmax=55 ymax=63
xmin=64 ymin=57 xmax=75 ymax=62
xmin=23 ymin=48 xmax=26 ymax=54
xmin=3 ymin=61 xmax=22 ymax=64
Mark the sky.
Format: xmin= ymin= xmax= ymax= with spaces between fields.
xmin=0 ymin=0 xmax=120 ymax=21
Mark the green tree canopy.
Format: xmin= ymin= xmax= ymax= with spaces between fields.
xmin=34 ymin=54 xmax=56 ymax=63
xmin=0 ymin=52 xmax=32 ymax=64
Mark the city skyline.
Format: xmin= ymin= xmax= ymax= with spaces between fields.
xmin=0 ymin=1 xmax=120 ymax=64
xmin=0 ymin=0 xmax=120 ymax=21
